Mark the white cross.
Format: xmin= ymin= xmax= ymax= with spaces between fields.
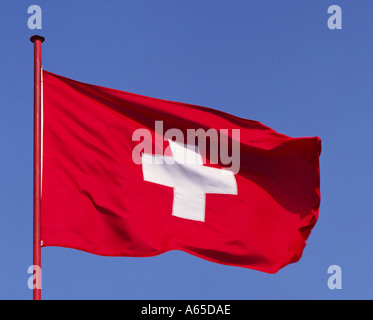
xmin=142 ymin=139 xmax=237 ymax=222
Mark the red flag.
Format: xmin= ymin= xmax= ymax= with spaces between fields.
xmin=41 ymin=70 xmax=321 ymax=273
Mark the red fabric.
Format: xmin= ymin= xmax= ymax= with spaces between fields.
xmin=41 ymin=70 xmax=321 ymax=273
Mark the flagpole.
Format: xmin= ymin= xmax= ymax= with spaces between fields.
xmin=30 ymin=35 xmax=45 ymax=301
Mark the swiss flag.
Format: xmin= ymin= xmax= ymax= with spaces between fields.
xmin=41 ymin=70 xmax=321 ymax=273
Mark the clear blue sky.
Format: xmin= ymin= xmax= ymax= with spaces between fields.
xmin=0 ymin=0 xmax=372 ymax=300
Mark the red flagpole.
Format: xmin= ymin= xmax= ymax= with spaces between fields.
xmin=30 ymin=35 xmax=45 ymax=301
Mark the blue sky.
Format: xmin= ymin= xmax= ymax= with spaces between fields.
xmin=0 ymin=0 xmax=372 ymax=300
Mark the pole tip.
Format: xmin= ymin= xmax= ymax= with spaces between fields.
xmin=30 ymin=35 xmax=45 ymax=43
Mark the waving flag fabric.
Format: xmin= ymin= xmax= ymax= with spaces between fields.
xmin=41 ymin=70 xmax=321 ymax=273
